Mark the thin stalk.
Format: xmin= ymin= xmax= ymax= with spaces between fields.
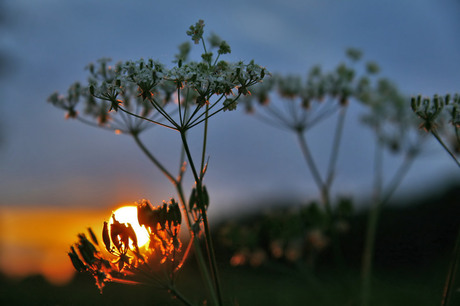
xmin=380 ymin=149 xmax=418 ymax=206
xmin=361 ymin=136 xmax=384 ymax=306
xmin=200 ymin=209 xmax=222 ymax=305
xmin=147 ymin=97 xmax=178 ymax=127
xmin=296 ymin=130 xmax=331 ymax=215
xmin=253 ymin=111 xmax=295 ymax=132
xmin=324 ymin=106 xmax=348 ymax=266
xmin=326 ymin=106 xmax=347 ymax=187
xmin=306 ymin=106 xmax=339 ymax=130
xmin=265 ymin=103 xmax=293 ymax=128
xmin=174 ymin=183 xmax=218 ymax=305
xmin=178 ymin=87 xmax=184 ymax=126
xmin=200 ymin=105 xmax=210 ymax=180
xmin=132 ymin=133 xmax=176 ymax=185
xmin=431 ymin=130 xmax=460 ymax=167
xmin=185 ymin=94 xmax=226 ymax=129
xmin=119 ymin=106 xmax=178 ymax=130
xmin=167 ymin=284 xmax=194 ymax=306
xmin=76 ymin=116 xmax=118 ymax=132
xmin=184 ymin=104 xmax=205 ymax=128
xmin=361 ymin=139 xmax=421 ymax=306
xmin=201 ymin=38 xmax=209 ymax=61
xmin=179 ymin=130 xmax=223 ymax=306
xmin=186 ymin=94 xmax=241 ymax=130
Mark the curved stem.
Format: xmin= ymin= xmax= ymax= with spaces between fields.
xmin=431 ymin=130 xmax=460 ymax=167
xmin=200 ymin=105 xmax=210 ymax=180
xmin=296 ymin=130 xmax=324 ymax=191
xmin=132 ymin=133 xmax=177 ymax=185
xmin=381 ymin=148 xmax=418 ymax=206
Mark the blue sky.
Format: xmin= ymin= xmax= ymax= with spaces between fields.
xmin=1 ymin=0 xmax=460 ymax=218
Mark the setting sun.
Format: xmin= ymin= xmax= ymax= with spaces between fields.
xmin=110 ymin=206 xmax=150 ymax=247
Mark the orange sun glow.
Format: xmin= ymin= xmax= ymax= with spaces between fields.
xmin=109 ymin=206 xmax=150 ymax=247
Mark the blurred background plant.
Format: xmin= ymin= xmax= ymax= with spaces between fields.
xmin=411 ymin=93 xmax=460 ymax=166
xmin=356 ymin=67 xmax=427 ymax=306
xmin=218 ymin=198 xmax=352 ymax=270
xmin=221 ymin=49 xmax=432 ymax=306
xmin=411 ymin=92 xmax=460 ymax=306
xmin=238 ymin=50 xmax=369 ymax=269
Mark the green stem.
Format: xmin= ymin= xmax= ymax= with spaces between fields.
xmin=200 ymin=105 xmax=210 ymax=180
xmin=380 ymin=147 xmax=418 ymax=206
xmin=176 ymin=183 xmax=218 ymax=305
xmin=325 ymin=106 xmax=348 ymax=265
xmin=119 ymin=106 xmax=178 ymax=130
xmin=326 ymin=106 xmax=347 ymax=187
xmin=185 ymin=94 xmax=228 ymax=129
xmin=296 ymin=130 xmax=331 ymax=215
xmin=361 ymin=136 xmax=384 ymax=306
xmin=179 ymin=130 xmax=223 ymax=306
xmin=132 ymin=133 xmax=218 ymax=305
xmin=360 ymin=135 xmax=417 ymax=306
xmin=147 ymin=97 xmax=178 ymax=128
xmin=132 ymin=133 xmax=177 ymax=185
xmin=431 ymin=130 xmax=460 ymax=167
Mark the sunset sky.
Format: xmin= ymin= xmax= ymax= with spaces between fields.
xmin=1 ymin=0 xmax=460 ymax=284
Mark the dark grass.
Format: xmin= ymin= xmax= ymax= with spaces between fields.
xmin=0 ymin=260 xmax=450 ymax=306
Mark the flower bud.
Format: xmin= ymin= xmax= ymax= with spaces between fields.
xmin=189 ymin=188 xmax=197 ymax=211
xmin=102 ymin=221 xmax=111 ymax=252
xmin=68 ymin=246 xmax=86 ymax=272
xmin=411 ymin=96 xmax=417 ymax=112
xmin=126 ymin=223 xmax=138 ymax=249
xmin=88 ymin=227 xmax=99 ymax=246
xmin=168 ymin=199 xmax=182 ymax=226
xmin=445 ymin=94 xmax=451 ymax=105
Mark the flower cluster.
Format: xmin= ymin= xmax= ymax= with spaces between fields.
xmin=49 ymin=20 xmax=267 ymax=134
xmin=411 ymin=93 xmax=460 ymax=156
xmin=137 ymin=199 xmax=182 ymax=264
xmin=411 ymin=94 xmax=460 ymax=132
xmin=102 ymin=216 xmax=143 ymax=271
xmin=241 ymin=49 xmax=368 ymax=131
xmin=358 ymin=77 xmax=424 ymax=154
xmin=68 ymin=229 xmax=124 ymax=293
xmin=68 ymin=199 xmax=183 ymax=293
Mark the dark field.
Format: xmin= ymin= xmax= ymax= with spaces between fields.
xmin=1 ymin=185 xmax=459 ymax=306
